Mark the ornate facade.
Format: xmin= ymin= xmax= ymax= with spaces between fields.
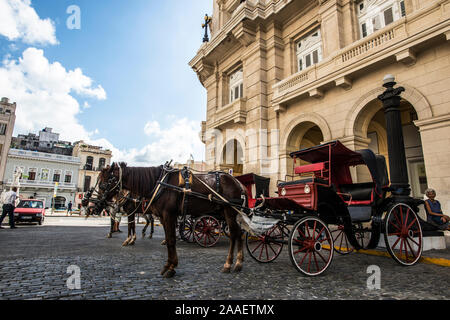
xmin=190 ymin=0 xmax=450 ymax=210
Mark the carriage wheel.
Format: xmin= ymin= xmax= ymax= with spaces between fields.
xmin=245 ymin=224 xmax=284 ymax=263
xmin=288 ymin=216 xmax=334 ymax=276
xmin=331 ymin=225 xmax=354 ymax=255
xmin=222 ymin=222 xmax=230 ymax=238
xmin=384 ymin=203 xmax=423 ymax=266
xmin=179 ymin=216 xmax=195 ymax=243
xmin=193 ymin=216 xmax=221 ymax=247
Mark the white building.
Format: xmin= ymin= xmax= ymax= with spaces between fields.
xmin=4 ymin=149 xmax=81 ymax=209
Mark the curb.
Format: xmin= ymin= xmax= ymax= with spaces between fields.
xmin=355 ymin=248 xmax=450 ymax=267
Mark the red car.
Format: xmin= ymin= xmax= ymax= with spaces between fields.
xmin=14 ymin=199 xmax=45 ymax=225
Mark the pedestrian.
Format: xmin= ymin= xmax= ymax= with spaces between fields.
xmin=67 ymin=201 xmax=73 ymax=216
xmin=0 ymin=187 xmax=18 ymax=229
xmin=424 ymin=188 xmax=450 ymax=231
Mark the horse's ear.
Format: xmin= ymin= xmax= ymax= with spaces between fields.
xmin=109 ymin=163 xmax=116 ymax=173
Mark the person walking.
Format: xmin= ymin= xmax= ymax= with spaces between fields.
xmin=67 ymin=201 xmax=73 ymax=216
xmin=0 ymin=187 xmax=18 ymax=229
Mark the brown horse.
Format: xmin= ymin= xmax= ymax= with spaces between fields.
xmin=106 ymin=194 xmax=155 ymax=245
xmin=91 ymin=163 xmax=248 ymax=278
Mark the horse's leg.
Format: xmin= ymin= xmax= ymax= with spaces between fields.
xmin=122 ymin=214 xmax=132 ymax=246
xmin=222 ymin=209 xmax=237 ymax=273
xmin=161 ymin=212 xmax=178 ymax=278
xmin=233 ymin=228 xmax=244 ymax=273
xmin=107 ymin=217 xmax=114 ymax=238
xmin=149 ymin=215 xmax=154 ymax=239
xmin=142 ymin=215 xmax=149 ymax=239
xmin=128 ymin=213 xmax=137 ymax=245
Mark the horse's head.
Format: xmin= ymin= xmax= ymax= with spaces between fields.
xmin=82 ymin=162 xmax=126 ymax=217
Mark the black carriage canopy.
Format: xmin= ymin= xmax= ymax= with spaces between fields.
xmin=235 ymin=173 xmax=270 ymax=197
xmin=289 ymin=140 xmax=389 ymax=195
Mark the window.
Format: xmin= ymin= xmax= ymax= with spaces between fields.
xmin=99 ymin=158 xmax=106 ymax=170
xmin=400 ymin=1 xmax=406 ymax=17
xmin=361 ymin=23 xmax=368 ymax=38
xmin=41 ymin=169 xmax=50 ymax=181
xmin=357 ymin=0 xmax=404 ymax=38
xmin=0 ymin=123 xmax=6 ymax=135
xmin=28 ymin=168 xmax=37 ymax=181
xmin=85 ymin=156 xmax=94 ymax=170
xmin=64 ymin=171 xmax=72 ymax=183
xmin=84 ymin=176 xmax=91 ymax=192
xmin=384 ymin=7 xmax=394 ymax=25
xmin=53 ymin=170 xmax=62 ymax=183
xmin=229 ymin=69 xmax=243 ymax=104
xmin=296 ymin=29 xmax=322 ymax=72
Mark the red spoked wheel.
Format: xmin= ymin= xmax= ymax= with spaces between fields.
xmin=331 ymin=225 xmax=354 ymax=255
xmin=245 ymin=224 xmax=285 ymax=263
xmin=384 ymin=203 xmax=423 ymax=266
xmin=288 ymin=216 xmax=334 ymax=276
xmin=193 ymin=216 xmax=221 ymax=247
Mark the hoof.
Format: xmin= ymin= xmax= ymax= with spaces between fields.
xmin=221 ymin=267 xmax=231 ymax=273
xmin=107 ymin=233 xmax=112 ymax=239
xmin=233 ymin=264 xmax=243 ymax=273
xmin=122 ymin=240 xmax=130 ymax=247
xmin=161 ymin=240 xmax=167 ymax=246
xmin=142 ymin=233 xmax=146 ymax=239
xmin=160 ymin=266 xmax=169 ymax=276
xmin=149 ymin=234 xmax=153 ymax=239
xmin=163 ymin=269 xmax=176 ymax=278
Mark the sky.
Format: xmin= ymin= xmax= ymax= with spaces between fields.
xmin=0 ymin=0 xmax=213 ymax=165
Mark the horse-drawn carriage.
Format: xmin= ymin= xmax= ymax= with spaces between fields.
xmin=84 ymin=140 xmax=424 ymax=278
xmin=239 ymin=141 xmax=423 ymax=276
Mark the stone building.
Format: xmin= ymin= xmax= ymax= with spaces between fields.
xmin=0 ymin=98 xmax=16 ymax=186
xmin=11 ymin=127 xmax=73 ymax=156
xmin=190 ymin=0 xmax=450 ymax=210
xmin=4 ymin=149 xmax=80 ymax=208
xmin=72 ymin=141 xmax=112 ymax=209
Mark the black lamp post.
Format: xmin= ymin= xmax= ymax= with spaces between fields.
xmin=202 ymin=14 xmax=212 ymax=43
xmin=377 ymin=75 xmax=411 ymax=199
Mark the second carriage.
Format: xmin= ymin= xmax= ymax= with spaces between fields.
xmin=238 ymin=140 xmax=424 ymax=276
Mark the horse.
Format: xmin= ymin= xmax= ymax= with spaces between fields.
xmin=103 ymin=192 xmax=156 ymax=245
xmin=89 ymin=162 xmax=248 ymax=278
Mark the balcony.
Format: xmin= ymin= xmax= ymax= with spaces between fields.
xmin=211 ymin=98 xmax=247 ymax=129
xmin=9 ymin=149 xmax=81 ymax=164
xmin=272 ymin=0 xmax=449 ymax=109
xmin=6 ymin=179 xmax=77 ymax=190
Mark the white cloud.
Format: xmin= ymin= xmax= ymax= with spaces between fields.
xmin=0 ymin=0 xmax=58 ymax=45
xmin=91 ymin=118 xmax=204 ymax=166
xmin=0 ymin=47 xmax=105 ymax=142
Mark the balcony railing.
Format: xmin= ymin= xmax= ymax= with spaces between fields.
xmin=6 ymin=179 xmax=77 ymax=189
xmin=211 ymin=98 xmax=247 ymax=129
xmin=9 ymin=149 xmax=81 ymax=164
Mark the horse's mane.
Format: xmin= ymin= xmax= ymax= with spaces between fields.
xmin=117 ymin=163 xmax=163 ymax=198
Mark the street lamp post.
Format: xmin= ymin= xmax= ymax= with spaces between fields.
xmin=377 ymin=75 xmax=411 ymax=200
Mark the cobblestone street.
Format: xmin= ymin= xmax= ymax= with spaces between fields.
xmin=0 ymin=215 xmax=449 ymax=300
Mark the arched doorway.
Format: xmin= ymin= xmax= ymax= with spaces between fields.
xmin=52 ymin=196 xmax=66 ymax=210
xmin=285 ymin=122 xmax=324 ymax=176
xmin=220 ymin=139 xmax=244 ymax=176
xmin=357 ymin=99 xmax=428 ymax=197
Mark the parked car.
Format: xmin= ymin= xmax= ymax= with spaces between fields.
xmin=14 ymin=199 xmax=45 ymax=225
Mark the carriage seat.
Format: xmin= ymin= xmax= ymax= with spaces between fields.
xmin=278 ymin=177 xmax=328 ymax=188
xmin=338 ymin=183 xmax=374 ymax=204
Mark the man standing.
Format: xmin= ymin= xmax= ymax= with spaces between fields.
xmin=0 ymin=187 xmax=18 ymax=229
xmin=67 ymin=201 xmax=73 ymax=216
